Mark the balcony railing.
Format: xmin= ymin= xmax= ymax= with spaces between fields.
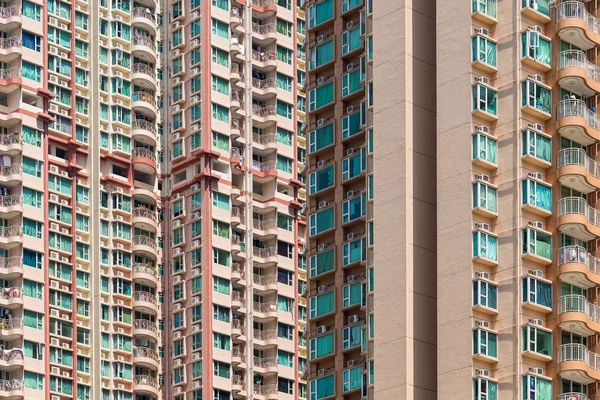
xmin=253 ymin=356 xmax=277 ymax=368
xmin=253 ymin=301 xmax=277 ymax=313
xmin=0 ymin=164 xmax=21 ymax=176
xmin=0 ymin=318 xmax=21 ymax=330
xmin=0 ymin=256 xmax=21 ymax=269
xmin=253 ymin=0 xmax=276 ymax=6
xmin=252 ymin=22 xmax=276 ymax=35
xmin=252 ymin=50 xmax=276 ymax=62
xmin=252 ymin=103 xmax=276 ymax=117
xmin=0 ymin=36 xmax=20 ymax=49
xmin=557 ymin=99 xmax=600 ymax=131
xmin=0 ymin=379 xmax=22 ymax=391
xmin=232 ymin=318 xmax=246 ymax=334
xmin=253 ymin=132 xmax=277 ymax=144
xmin=132 ymin=7 xmax=155 ymax=22
xmin=557 ymin=1 xmax=600 ymax=35
xmin=252 ymin=218 xmax=276 ymax=230
xmin=0 ymin=194 xmax=20 ymax=208
xmin=133 ymin=347 xmax=158 ymax=360
xmin=558 ymin=245 xmax=600 ymax=275
xmin=233 ymin=373 xmax=245 ymax=386
xmin=132 ymin=119 xmax=157 ymax=135
xmin=1 ymin=287 xmax=21 ymax=299
xmin=0 ymin=348 xmax=22 ymax=361
xmin=558 ymin=148 xmax=600 ymax=179
xmin=255 ymin=385 xmax=278 ymax=395
xmin=133 ymin=291 xmax=156 ymax=304
xmin=0 ymin=133 xmax=19 ymax=145
xmin=132 ymin=63 xmax=156 ymax=79
xmin=252 ymin=77 xmax=276 ymax=90
xmin=231 ymin=63 xmax=242 ymax=75
xmin=133 ymin=263 xmax=157 ymax=276
xmin=252 ymin=160 xmax=276 ymax=172
xmin=132 ymin=147 xmax=156 ymax=162
xmin=134 ymin=375 xmax=158 ymax=387
xmin=558 ymin=294 xmax=600 ymax=323
xmin=0 ymin=226 xmax=21 ymax=237
xmin=558 ymin=343 xmax=600 ymax=370
xmin=558 ymin=196 xmax=600 ymax=226
xmin=253 ymin=273 xmax=277 ymax=286
xmin=133 ymin=319 xmax=157 ymax=332
xmin=133 ymin=35 xmax=156 ymax=51
xmin=232 ymin=262 xmax=246 ymax=278
xmin=0 ymin=67 xmax=20 ymax=80
xmin=558 ymin=393 xmax=589 ymax=400
xmin=133 ymin=207 xmax=157 ymax=221
xmin=133 ymin=235 xmax=157 ymax=249
xmin=253 ymin=329 xmax=277 ymax=340
xmin=0 ymin=5 xmax=19 ymax=18
xmin=558 ymin=50 xmax=600 ymax=83
xmin=232 ymin=290 xmax=245 ymax=305
xmin=253 ymin=246 xmax=277 ymax=258
xmin=132 ymin=91 xmax=156 ymax=107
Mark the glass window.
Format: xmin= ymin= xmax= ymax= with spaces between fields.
xmin=309 ymin=291 xmax=334 ymax=319
xmin=472 ymin=34 xmax=497 ymax=67
xmin=473 ymin=279 xmax=498 ymax=310
xmin=309 ymin=206 xmax=334 ymax=236
xmin=472 ymin=231 xmax=498 ymax=262
xmin=522 ymin=228 xmax=552 ymax=261
xmin=309 ymin=81 xmax=335 ymax=112
xmin=522 ymin=275 xmax=552 ymax=309
xmin=522 ymin=31 xmax=551 ymax=66
xmin=522 ymin=129 xmax=551 ymax=163
xmin=522 ymin=178 xmax=552 ymax=212
xmin=472 ymin=84 xmax=498 ymax=116
xmin=308 ymin=0 xmax=334 ymax=28
xmin=522 ymin=325 xmax=552 ymax=357
xmin=472 ymin=133 xmax=497 ymax=165
xmin=472 ymin=182 xmax=498 ymax=213
xmin=522 ymin=79 xmax=551 ymax=115
xmin=473 ymin=329 xmax=498 ymax=358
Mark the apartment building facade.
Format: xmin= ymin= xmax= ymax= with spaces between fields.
xmin=438 ymin=0 xmax=600 ymax=398
xmin=0 ymin=0 xmax=305 ymax=398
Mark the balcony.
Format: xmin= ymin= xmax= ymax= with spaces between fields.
xmin=133 ymin=291 xmax=158 ymax=315
xmin=0 ymin=348 xmax=23 ymax=368
xmin=0 ymin=5 xmax=21 ymax=27
xmin=557 ymin=1 xmax=600 ymax=51
xmin=232 ymin=290 xmax=247 ymax=310
xmin=252 ymin=132 xmax=278 ymax=153
xmin=133 ymin=319 xmax=158 ymax=341
xmin=252 ymin=0 xmax=277 ymax=14
xmin=232 ymin=373 xmax=245 ymax=393
xmin=252 ymin=103 xmax=277 ymax=125
xmin=133 ymin=347 xmax=159 ymax=370
xmin=558 ymin=148 xmax=600 ymax=194
xmin=253 ymin=356 xmax=278 ymax=375
xmin=253 ymin=301 xmax=278 ymax=320
xmin=0 ymin=256 xmax=21 ymax=278
xmin=0 ymin=133 xmax=20 ymax=155
xmin=253 ymin=273 xmax=278 ymax=292
xmin=252 ymin=22 xmax=277 ymax=43
xmin=558 ymin=50 xmax=600 ymax=97
xmin=558 ymin=197 xmax=600 ymax=241
xmin=253 ymin=328 xmax=278 ymax=346
xmin=0 ymin=67 xmax=20 ymax=89
xmin=558 ymin=294 xmax=600 ymax=337
xmin=253 ymin=218 xmax=277 ymax=237
xmin=132 ymin=63 xmax=156 ymax=91
xmin=254 ymin=384 xmax=278 ymax=400
xmin=558 ymin=343 xmax=600 ymax=384
xmin=252 ymin=77 xmax=277 ymax=98
xmin=558 ymin=246 xmax=600 ymax=289
xmin=0 ymin=194 xmax=21 ymax=217
xmin=132 ymin=35 xmax=157 ymax=63
xmin=132 ymin=8 xmax=157 ymax=35
xmin=231 ymin=206 xmax=246 ymax=227
xmin=0 ymin=318 xmax=22 ymax=339
xmin=232 ymin=263 xmax=246 ymax=285
xmin=132 ymin=206 xmax=158 ymax=233
xmin=132 ymin=91 xmax=157 ymax=118
xmin=133 ymin=235 xmax=158 ymax=259
xmin=132 ymin=263 xmax=158 ymax=287
xmin=232 ymin=318 xmax=246 ymax=339
xmin=252 ymin=50 xmax=277 ymax=69
xmin=0 ymin=37 xmax=21 ymax=61
xmin=133 ymin=375 xmax=159 ymax=397
xmin=132 ymin=148 xmax=157 ymax=175
xmin=0 ymin=379 xmax=23 ymax=398
xmin=132 ymin=119 xmax=157 ymax=146
xmin=0 ymin=286 xmax=22 ymax=308
xmin=0 ymin=164 xmax=21 ymax=186
xmin=558 ymin=393 xmax=588 ymax=400
xmin=253 ymin=246 xmax=278 ymax=265
xmin=557 ymin=99 xmax=600 ymax=145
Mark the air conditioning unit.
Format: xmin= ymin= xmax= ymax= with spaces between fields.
xmin=191 ymin=67 xmax=200 ymax=75
xmin=475 ymin=369 xmax=490 ymax=377
xmin=61 ymin=228 xmax=69 ymax=234
xmin=173 ymin=331 xmax=182 ymax=339
xmin=530 ymin=25 xmax=543 ymax=34
xmin=476 ymin=320 xmax=490 ymax=329
xmin=193 ymin=381 xmax=200 ymax=388
xmin=192 ymin=268 xmax=200 ymax=275
xmin=174 ymin=358 xmax=182 ymax=366
xmin=317 ymin=160 xmax=327 ymax=168
xmin=317 ymin=326 xmax=327 ymax=334
xmin=192 ymin=352 xmax=200 ymax=360
xmin=346 ymin=63 xmax=355 ymax=71
xmin=346 ymin=106 xmax=355 ymax=113
xmin=191 ymin=95 xmax=200 ymax=103
xmin=61 ymin=257 xmax=69 ymax=263
xmin=476 ymin=76 xmax=490 ymax=85
xmin=475 ymin=223 xmax=490 ymax=231
xmin=475 ymin=174 xmax=490 ymax=182
xmin=317 ymin=77 xmax=326 ymax=85
xmin=317 ymin=285 xmax=327 ymax=293
xmin=63 ymin=371 xmax=69 ymax=377
xmin=318 ymin=244 xmax=327 ymax=251
xmin=316 ymin=35 xmax=325 ymax=43
xmin=61 ymin=198 xmax=69 ymax=205
xmin=172 ymin=49 xmax=180 ymax=58
xmin=316 ymin=119 xmax=326 ymax=126
xmin=529 ymin=74 xmax=543 ymax=82
xmin=529 ymin=269 xmax=544 ymax=278
xmin=529 ymin=318 xmax=544 ymax=326
xmin=51 ymin=309 xmax=60 ymax=317
xmin=349 ymin=315 xmax=359 ymax=324
xmin=192 ymin=296 xmax=200 ymax=304
xmin=192 ymin=323 xmax=201 ymax=332
xmin=192 ymin=11 xmax=200 ymax=19
xmin=475 ymin=27 xmax=489 ymax=36
xmin=173 ymin=219 xmax=181 ymax=227
xmin=116 ymin=243 xmax=124 ymax=249
xmin=172 ymin=132 xmax=182 ymax=141
xmin=347 ymin=275 xmax=355 ymax=282
xmin=528 ymin=221 xmax=544 ymax=230
xmin=347 ymin=233 xmax=355 ymax=241
xmin=476 ymin=272 xmax=490 ymax=280
xmin=77 ymin=321 xmax=83 ymax=327
xmin=51 ymin=223 xmax=59 ymax=231
xmin=347 ymin=360 xmax=358 ymax=366
xmin=475 ymin=125 xmax=489 ymax=134
xmin=51 ymin=367 xmax=61 ymax=375
xmin=192 ymin=240 xmax=200 ymax=248
xmin=116 ymin=299 xmax=124 ymax=305
xmin=528 ymin=172 xmax=543 ymax=180
xmin=192 ymin=211 xmax=200 ymax=220
xmin=51 ymin=252 xmax=60 ymax=260
xmin=191 ymin=183 xmax=200 ymax=191
xmin=174 ymin=303 xmax=182 ymax=312
xmin=318 ymin=201 xmax=329 ymax=208
xmin=77 ymin=377 xmax=83 ymax=383
xmin=529 ymin=367 xmax=543 ymax=375
xmin=528 ymin=123 xmax=543 ymax=132
xmin=191 ymin=39 xmax=200 ymax=48
xmin=116 ymin=187 xmax=123 ymax=193
xmin=76 ymin=292 xmax=82 ymax=299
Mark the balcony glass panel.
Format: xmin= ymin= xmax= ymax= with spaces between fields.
xmin=342 ymin=193 xmax=366 ymax=224
xmin=309 ymin=165 xmax=334 ymax=194
xmin=472 ymin=182 xmax=497 ymax=213
xmin=472 ymin=0 xmax=497 ymax=19
xmin=522 ymin=179 xmax=551 ymax=212
xmin=343 ymin=282 xmax=362 ymax=308
xmin=310 ymin=291 xmax=334 ymax=319
xmin=342 ymin=237 xmax=365 ymax=266
xmin=472 ymin=35 xmax=497 ymax=67
xmin=309 ymin=81 xmax=334 ymax=112
xmin=473 ymin=329 xmax=498 ymax=358
xmin=522 ymin=276 xmax=552 ymax=309
xmin=472 ymin=231 xmax=498 ymax=262
xmin=309 ymin=207 xmax=334 ymax=236
xmin=309 ymin=39 xmax=334 ymax=70
xmin=310 ymin=248 xmax=334 ymax=278
xmin=522 ymin=325 xmax=552 ymax=357
xmin=473 ymin=279 xmax=498 ymax=310
xmin=308 ymin=0 xmax=334 ymax=29
xmin=309 ymin=332 xmax=334 ymax=360
xmin=522 ymin=129 xmax=551 ymax=163
xmin=310 ymin=375 xmax=335 ymax=400
xmin=472 ymin=84 xmax=498 ymax=116
xmin=522 ymin=80 xmax=551 ymax=114
xmin=309 ymin=123 xmax=334 ymax=153
xmin=522 ymin=228 xmax=552 ymax=261
xmin=521 ymin=32 xmax=551 ymax=66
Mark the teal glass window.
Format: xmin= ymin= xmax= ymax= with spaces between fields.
xmin=472 ymin=133 xmax=497 ymax=165
xmin=342 ymin=282 xmax=362 ymax=308
xmin=342 ymin=149 xmax=366 ymax=181
xmin=342 ymin=238 xmax=365 ymax=266
xmin=473 ymin=329 xmax=498 ymax=358
xmin=472 ymin=0 xmax=497 ymax=18
xmin=472 ymin=84 xmax=498 ymax=116
xmin=522 ymin=79 xmax=551 ymax=115
xmin=309 ymin=123 xmax=334 ymax=153
xmin=309 ymin=332 xmax=334 ymax=360
xmin=522 ymin=228 xmax=552 ymax=261
xmin=473 ymin=378 xmax=498 ymax=400
xmin=309 ymin=248 xmax=334 ymax=278
xmin=522 ymin=375 xmax=552 ymax=400
xmin=342 ymin=69 xmax=363 ymax=97
xmin=472 ymin=182 xmax=497 ymax=213
xmin=309 ymin=290 xmax=334 ymax=319
xmin=342 ymin=323 xmax=362 ymax=350
xmin=309 ymin=206 xmax=334 ymax=236
xmin=310 ymin=375 xmax=335 ymax=400
xmin=522 ymin=178 xmax=552 ymax=212
xmin=342 ymin=193 xmax=366 ymax=224
xmin=308 ymin=0 xmax=334 ymax=29
xmin=522 ymin=31 xmax=551 ymax=66
xmin=472 ymin=230 xmax=498 ymax=262
xmin=522 ymin=325 xmax=552 ymax=357
xmin=522 ymin=129 xmax=551 ymax=163
xmin=342 ymin=366 xmax=363 ymax=393
xmin=521 ymin=0 xmax=550 ymax=17
xmin=472 ymin=35 xmax=497 ymax=67
xmin=342 ymin=108 xmax=364 ymax=139
xmin=309 ymin=39 xmax=334 ymax=70
xmin=342 ymin=26 xmax=362 ymax=55
xmin=522 ymin=275 xmax=552 ymax=309
xmin=309 ymin=164 xmax=334 ymax=194
xmin=473 ymin=279 xmax=498 ymax=310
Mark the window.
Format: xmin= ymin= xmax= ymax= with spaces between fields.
xmin=277 ymin=155 xmax=293 ymax=173
xmin=23 ymin=187 xmax=43 ymax=208
xmin=278 ymin=323 xmax=294 ymax=340
xmin=522 ymin=178 xmax=552 ymax=212
xmin=310 ymin=248 xmax=334 ymax=277
xmin=309 ymin=39 xmax=334 ymax=70
xmin=213 ymin=192 xmax=230 ymax=210
xmin=22 ymin=61 xmax=41 ymax=82
xmin=276 ymin=18 xmax=293 ymax=36
xmin=212 ymin=75 xmax=229 ymax=95
xmin=214 ymin=361 xmax=231 ymax=378
xmin=342 ymin=149 xmax=366 ymax=181
xmin=473 ymin=0 xmax=497 ymax=18
xmin=277 ymin=213 xmax=293 ymax=231
xmin=521 ymin=0 xmax=550 ymax=17
xmin=473 ymin=378 xmax=498 ymax=400
xmin=276 ymin=99 xmax=293 ymax=118
xmin=213 ymin=332 xmax=231 ymax=350
xmin=309 ymin=206 xmax=335 ymax=236
xmin=213 ymin=305 xmax=230 ymax=322
xmin=523 ymin=275 xmax=552 ymax=309
xmin=278 ymin=295 xmax=294 ymax=312
xmin=23 ymin=31 xmax=42 ymax=51
xmin=342 ymin=69 xmax=363 ymax=97
xmin=212 ymin=103 xmax=229 ymax=122
xmin=23 ymin=218 xmax=42 ymax=238
xmin=213 ymin=219 xmax=230 ymax=239
xmin=342 ymin=26 xmax=362 ymax=55
xmin=343 ymin=282 xmax=362 ymax=308
xmin=522 ymin=129 xmax=551 ymax=163
xmin=472 ymin=35 xmax=497 ymax=67
xmin=472 ymin=84 xmax=498 ymax=116
xmin=279 ymin=377 xmax=294 ymax=394
xmin=473 ymin=279 xmax=498 ymax=310
xmin=342 ymin=366 xmax=363 ymax=393
xmin=522 ymin=228 xmax=552 ymax=261
xmin=309 ymin=165 xmax=334 ymax=194
xmin=342 ymin=108 xmax=364 ymax=139
xmin=23 ymin=0 xmax=42 ymax=20
xmin=212 ymin=131 xmax=229 ymax=151
xmin=473 ymin=230 xmax=498 ymax=262
xmin=342 ymin=323 xmax=362 ymax=350
xmin=522 ymin=325 xmax=552 ymax=357
xmin=276 ymin=72 xmax=293 ymax=92
xmin=309 ymin=123 xmax=334 ymax=153
xmin=472 ymin=182 xmax=497 ymax=213
xmin=213 ymin=276 xmax=231 ymax=295
xmin=24 ymin=280 xmax=43 ymax=299
xmin=24 ymin=249 xmax=43 ymax=269
xmin=522 ymin=30 xmax=551 ymax=66
xmin=309 ymin=81 xmax=335 ymax=112
xmin=214 ymin=389 xmax=231 ymax=400
xmin=23 ymin=157 xmax=43 ymax=177
xmin=308 ymin=0 xmax=334 ymax=28
xmin=212 ymin=47 xmax=229 ymax=66
xmin=522 ymin=79 xmax=551 ymax=115
xmin=310 ymin=332 xmax=334 ymax=360
xmin=278 ymin=350 xmax=294 ymax=367
xmin=24 ymin=371 xmax=44 ymax=390
xmin=473 ymin=329 xmax=498 ymax=358
xmin=522 ymin=375 xmax=552 ymax=400
xmin=24 ymin=340 xmax=44 ymax=360
xmin=472 ymin=133 xmax=498 ymax=165
xmin=342 ymin=193 xmax=366 ymax=224
xmin=24 ymin=310 xmax=43 ymax=329
xmin=309 ymin=290 xmax=334 ymax=319
xmin=212 ymin=19 xmax=229 ymax=39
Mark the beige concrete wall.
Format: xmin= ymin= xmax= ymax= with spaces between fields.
xmin=373 ymin=0 xmax=437 ymax=398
